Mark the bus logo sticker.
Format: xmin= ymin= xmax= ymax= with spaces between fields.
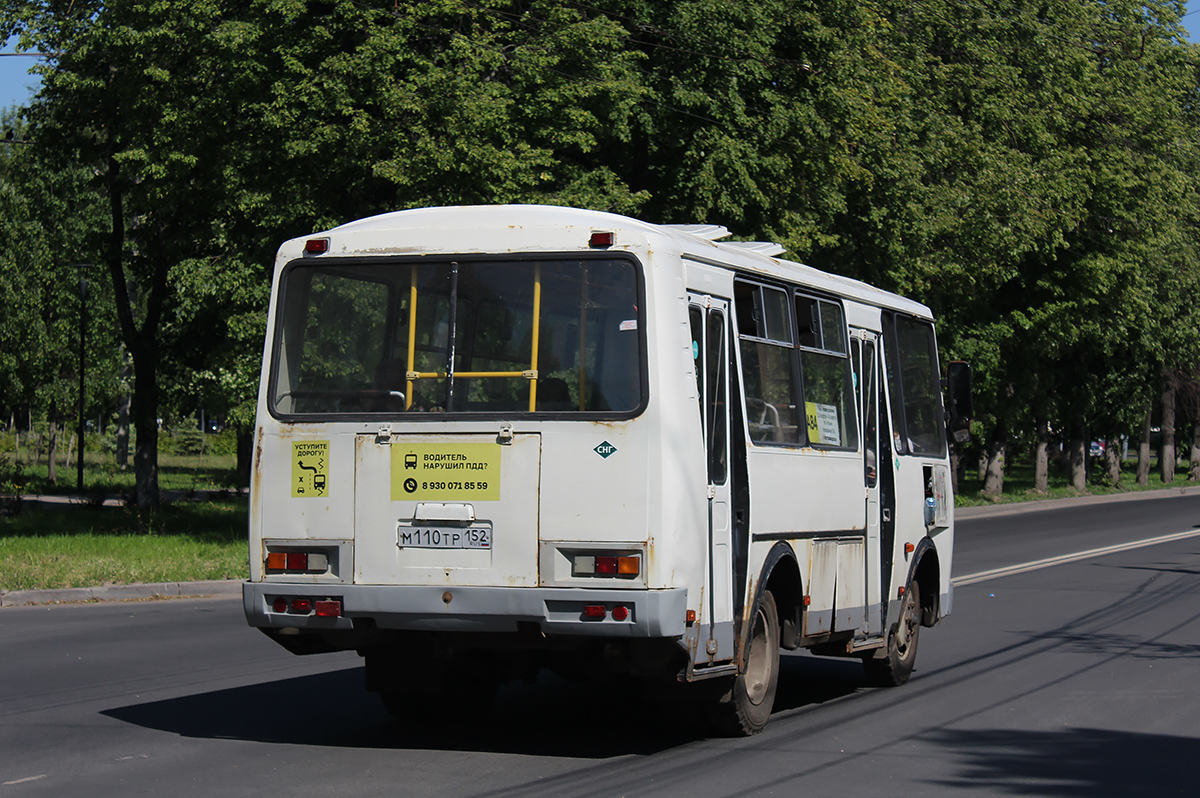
xmin=292 ymin=441 xmax=330 ymax=498
xmin=594 ymin=441 xmax=617 ymax=459
xmin=391 ymin=443 xmax=501 ymax=501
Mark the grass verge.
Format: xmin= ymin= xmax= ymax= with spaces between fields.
xmin=954 ymin=459 xmax=1196 ymax=506
xmin=0 ymin=498 xmax=248 ymax=592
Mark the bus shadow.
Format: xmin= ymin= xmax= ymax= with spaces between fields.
xmin=774 ymin=652 xmax=868 ymax=711
xmin=101 ymin=666 xmax=704 ymax=757
xmin=102 ymin=654 xmax=868 ymax=756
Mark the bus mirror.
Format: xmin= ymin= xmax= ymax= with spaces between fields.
xmin=946 ymin=361 xmax=973 ymax=442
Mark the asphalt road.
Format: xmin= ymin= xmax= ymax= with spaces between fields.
xmin=2 ymin=494 xmax=1198 ymax=797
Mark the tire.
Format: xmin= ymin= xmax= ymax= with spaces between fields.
xmin=864 ymin=579 xmax=920 ymax=687
xmin=708 ymin=590 xmax=781 ymax=736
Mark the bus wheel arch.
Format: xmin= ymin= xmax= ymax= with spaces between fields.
xmin=909 ymin=540 xmax=941 ymax=628
xmin=759 ymin=543 xmax=804 ymax=650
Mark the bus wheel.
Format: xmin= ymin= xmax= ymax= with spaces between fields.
xmin=708 ymin=590 xmax=780 ymax=736
xmin=864 ymin=580 xmax=920 ymax=687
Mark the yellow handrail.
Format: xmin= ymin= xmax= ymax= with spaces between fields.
xmin=529 ymin=262 xmax=542 ymax=412
xmin=408 ymin=370 xmax=536 ymax=380
xmin=405 ymin=265 xmax=419 ymax=409
xmin=401 ymin=261 xmax=544 ymax=410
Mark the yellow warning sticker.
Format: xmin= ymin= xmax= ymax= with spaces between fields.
xmin=391 ymin=443 xmax=501 ymax=502
xmin=292 ymin=440 xmax=330 ymax=498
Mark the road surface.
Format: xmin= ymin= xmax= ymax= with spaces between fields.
xmin=2 ymin=494 xmax=1198 ymax=796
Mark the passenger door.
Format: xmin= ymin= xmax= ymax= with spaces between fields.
xmin=690 ymin=295 xmax=735 ymax=663
xmin=855 ymin=332 xmax=884 ymax=635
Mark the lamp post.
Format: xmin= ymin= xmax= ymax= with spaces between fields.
xmin=77 ymin=275 xmax=89 ymax=492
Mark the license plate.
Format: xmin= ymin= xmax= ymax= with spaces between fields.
xmin=397 ymin=524 xmax=491 ymax=549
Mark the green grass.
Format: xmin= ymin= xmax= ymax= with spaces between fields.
xmin=0 ymin=498 xmax=249 ymax=592
xmin=954 ymin=458 xmax=1196 ymax=507
xmin=2 ymin=451 xmax=243 ymax=497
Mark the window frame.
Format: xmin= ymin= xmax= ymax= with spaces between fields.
xmin=266 ymin=252 xmax=649 ymax=423
xmin=795 ymin=292 xmax=858 ymax=452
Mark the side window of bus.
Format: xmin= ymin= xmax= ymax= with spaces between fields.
xmin=895 ymin=316 xmax=946 ymax=456
xmin=882 ymin=312 xmax=947 ymax=457
xmin=796 ymin=295 xmax=858 ymax=450
xmin=734 ymin=281 xmax=800 ymax=444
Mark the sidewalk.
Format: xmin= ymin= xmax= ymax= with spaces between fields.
xmin=4 ymin=485 xmax=1200 ymax=608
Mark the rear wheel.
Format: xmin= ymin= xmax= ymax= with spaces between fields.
xmin=864 ymin=580 xmax=920 ymax=687
xmin=707 ymin=590 xmax=780 ymax=736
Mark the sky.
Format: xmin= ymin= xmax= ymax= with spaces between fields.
xmin=3 ymin=5 xmax=1200 ymax=114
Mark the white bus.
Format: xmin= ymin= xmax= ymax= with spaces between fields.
xmin=244 ymin=205 xmax=971 ymax=735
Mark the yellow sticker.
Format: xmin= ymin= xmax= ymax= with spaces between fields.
xmin=292 ymin=440 xmax=330 ymax=498
xmin=391 ymin=443 xmax=501 ymax=501
xmin=805 ymin=402 xmax=842 ymax=446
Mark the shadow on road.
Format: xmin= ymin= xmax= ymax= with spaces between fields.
xmin=101 ymin=652 xmax=868 ymax=757
xmin=924 ymin=726 xmax=1200 ymax=796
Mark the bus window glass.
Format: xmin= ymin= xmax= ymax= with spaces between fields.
xmin=272 ymin=269 xmax=391 ymax=414
xmin=271 ymin=258 xmax=642 ymax=416
xmin=734 ymin=281 xmax=800 ymax=444
xmin=893 ymin=315 xmax=946 ymax=457
xmin=706 ymin=309 xmax=728 ymax=483
xmin=690 ymin=306 xmax=705 ymax=428
xmin=796 ymin=295 xmax=857 ymax=450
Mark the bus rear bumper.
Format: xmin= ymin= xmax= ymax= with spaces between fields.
xmin=243 ymin=582 xmax=688 ymax=638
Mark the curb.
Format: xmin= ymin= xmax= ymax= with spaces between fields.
xmin=955 ymin=485 xmax=1200 ymax=519
xmin=0 ymin=579 xmax=242 ymax=608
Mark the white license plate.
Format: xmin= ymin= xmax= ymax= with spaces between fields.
xmin=397 ymin=524 xmax=491 ymax=549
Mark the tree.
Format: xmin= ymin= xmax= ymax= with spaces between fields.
xmin=0 ymin=108 xmax=116 ymax=483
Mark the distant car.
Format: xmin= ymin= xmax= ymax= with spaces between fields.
xmin=1089 ymin=440 xmax=1105 ymax=458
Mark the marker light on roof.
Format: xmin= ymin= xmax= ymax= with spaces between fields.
xmin=304 ymin=238 xmax=330 ymax=254
xmin=589 ymin=231 xmax=614 ymax=248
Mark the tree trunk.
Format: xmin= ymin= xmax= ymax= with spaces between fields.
xmin=1068 ymin=421 xmax=1086 ymax=491
xmin=1104 ymin=437 xmax=1121 ymax=487
xmin=131 ymin=355 xmax=160 ymax=509
xmin=116 ymin=376 xmax=130 ymax=469
xmin=1189 ymin=421 xmax=1200 ymax=482
xmin=47 ymin=421 xmax=58 ymax=485
xmin=977 ymin=452 xmax=987 ymax=482
xmin=236 ymin=425 xmax=254 ymax=484
xmin=1137 ymin=404 xmax=1151 ymax=486
xmin=1033 ymin=416 xmax=1050 ymax=494
xmin=981 ymin=422 xmax=1007 ymax=499
xmin=1161 ymin=383 xmax=1176 ymax=484
xmin=65 ymin=432 xmax=76 ymax=471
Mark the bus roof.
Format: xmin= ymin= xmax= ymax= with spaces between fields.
xmin=310 ymin=205 xmax=933 ymax=320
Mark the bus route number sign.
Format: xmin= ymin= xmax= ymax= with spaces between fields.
xmin=390 ymin=443 xmax=501 ymax=502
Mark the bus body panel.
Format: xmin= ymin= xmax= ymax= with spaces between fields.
xmin=245 ymin=205 xmax=957 ymax=702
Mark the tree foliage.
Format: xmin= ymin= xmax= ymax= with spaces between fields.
xmin=2 ymin=0 xmax=1199 ymax=499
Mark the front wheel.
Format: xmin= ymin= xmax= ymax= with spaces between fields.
xmin=707 ymin=590 xmax=781 ymax=736
xmin=864 ymin=580 xmax=920 ymax=687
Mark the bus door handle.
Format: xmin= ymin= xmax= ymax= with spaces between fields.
xmin=882 ymin=509 xmax=891 ymax=523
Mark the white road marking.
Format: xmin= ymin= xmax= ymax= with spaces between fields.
xmin=3 ymin=775 xmax=47 ymax=786
xmin=952 ymin=529 xmax=1200 ymax=587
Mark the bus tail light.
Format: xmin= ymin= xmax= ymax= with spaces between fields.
xmin=315 ymin=600 xmax=342 ymax=618
xmin=583 ymin=605 xmax=607 ymax=620
xmin=270 ymin=596 xmax=343 ymax=617
xmin=265 ymin=550 xmax=330 ymax=574
xmin=571 ymin=552 xmax=640 ymax=578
